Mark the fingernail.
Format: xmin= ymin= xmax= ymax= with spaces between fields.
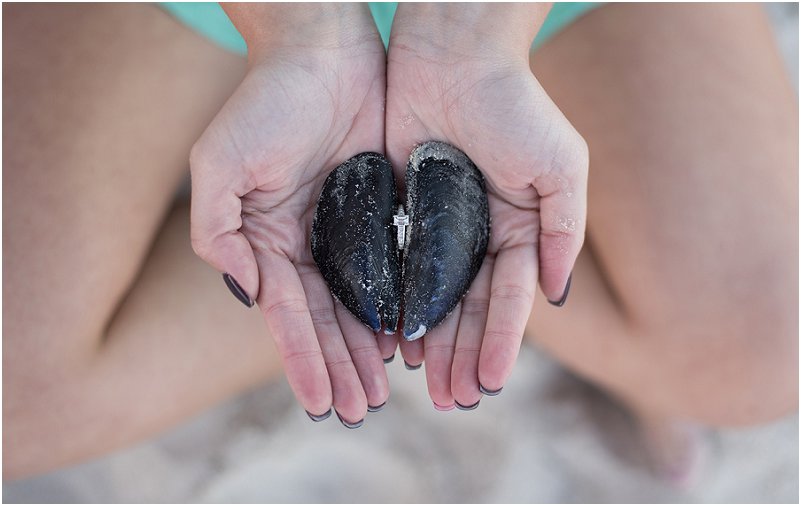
xmin=383 ymin=353 xmax=395 ymax=364
xmin=433 ymin=402 xmax=456 ymax=412
xmin=335 ymin=411 xmax=364 ymax=429
xmin=455 ymin=399 xmax=481 ymax=411
xmin=479 ymin=383 xmax=503 ymax=396
xmin=367 ymin=401 xmax=387 ymax=413
xmin=404 ymin=360 xmax=422 ymax=371
xmin=306 ymin=408 xmax=332 ymax=422
xmin=223 ymin=273 xmax=254 ymax=308
xmin=548 ymin=273 xmax=573 ymax=307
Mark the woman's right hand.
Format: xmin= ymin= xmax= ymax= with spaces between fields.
xmin=189 ymin=3 xmax=391 ymax=425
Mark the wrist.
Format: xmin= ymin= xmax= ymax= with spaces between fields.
xmin=390 ymin=3 xmax=551 ymax=63
xmin=223 ymin=3 xmax=381 ymax=63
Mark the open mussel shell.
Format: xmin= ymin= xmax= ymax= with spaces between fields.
xmin=311 ymin=142 xmax=490 ymax=341
xmin=311 ymin=152 xmax=401 ymax=333
xmin=401 ymin=141 xmax=490 ymax=340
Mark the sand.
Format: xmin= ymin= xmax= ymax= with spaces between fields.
xmin=4 ymin=346 xmax=798 ymax=503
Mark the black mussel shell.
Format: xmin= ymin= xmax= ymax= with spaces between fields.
xmin=311 ymin=152 xmax=401 ymax=333
xmin=402 ymin=141 xmax=490 ymax=340
xmin=311 ymin=142 xmax=490 ymax=341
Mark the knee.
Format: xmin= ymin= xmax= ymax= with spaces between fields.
xmin=646 ymin=281 xmax=797 ymax=427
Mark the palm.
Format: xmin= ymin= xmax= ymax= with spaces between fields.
xmin=385 ymin=49 xmax=584 ymax=407
xmin=237 ymin=60 xmax=385 ymax=269
xmin=191 ymin=43 xmax=391 ymax=423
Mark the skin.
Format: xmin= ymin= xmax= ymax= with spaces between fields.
xmin=385 ymin=4 xmax=587 ymax=407
xmin=192 ymin=2 xmax=584 ymax=422
xmin=2 ymin=3 xmax=272 ymax=479
xmin=191 ymin=4 xmax=391 ymax=424
xmin=528 ymin=1 xmax=798 ymax=426
xmin=3 ymin=1 xmax=797 ymax=482
xmin=525 ymin=3 xmax=798 ymax=480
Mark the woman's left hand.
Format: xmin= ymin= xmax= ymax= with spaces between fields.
xmin=385 ymin=3 xmax=589 ymax=408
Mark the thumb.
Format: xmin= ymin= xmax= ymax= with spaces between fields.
xmin=533 ymin=121 xmax=588 ymax=305
xmin=189 ymin=153 xmax=260 ymax=307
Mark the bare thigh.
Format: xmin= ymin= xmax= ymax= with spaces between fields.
xmin=524 ymin=3 xmax=798 ymax=425
xmin=3 ymin=3 xmax=277 ymax=479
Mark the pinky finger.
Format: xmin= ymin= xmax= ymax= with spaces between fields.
xmin=452 ymin=257 xmax=494 ymax=407
xmin=399 ymin=337 xmax=424 ymax=371
xmin=377 ymin=332 xmax=399 ymax=363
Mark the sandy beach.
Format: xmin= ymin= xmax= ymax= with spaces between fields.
xmin=4 ymin=345 xmax=798 ymax=502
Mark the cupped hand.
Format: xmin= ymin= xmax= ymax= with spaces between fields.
xmin=189 ymin=11 xmax=395 ymax=424
xmin=385 ymin=4 xmax=589 ymax=409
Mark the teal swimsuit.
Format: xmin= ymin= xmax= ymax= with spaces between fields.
xmin=160 ymin=2 xmax=600 ymax=56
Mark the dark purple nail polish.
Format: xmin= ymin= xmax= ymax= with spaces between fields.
xmin=479 ymin=383 xmax=503 ymax=396
xmin=223 ymin=273 xmax=254 ymax=307
xmin=548 ymin=273 xmax=573 ymax=307
xmin=306 ymin=408 xmax=332 ymax=422
xmin=455 ymin=399 xmax=481 ymax=411
xmin=383 ymin=353 xmax=395 ymax=364
xmin=367 ymin=401 xmax=387 ymax=413
xmin=404 ymin=360 xmax=422 ymax=371
xmin=336 ymin=411 xmax=364 ymax=429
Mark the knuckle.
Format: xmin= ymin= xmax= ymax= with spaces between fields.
xmin=453 ymin=345 xmax=481 ymax=364
xmin=461 ymin=298 xmax=490 ymax=317
xmin=188 ymin=141 xmax=211 ymax=174
xmin=545 ymin=128 xmax=590 ymax=181
xmin=309 ymin=307 xmax=338 ymax=328
xmin=453 ymin=346 xmax=481 ymax=358
xmin=324 ymin=356 xmax=354 ymax=371
xmin=264 ymin=298 xmax=310 ymax=320
xmin=425 ymin=342 xmax=456 ymax=355
xmin=490 ymin=284 xmax=534 ymax=306
xmin=562 ymin=130 xmax=589 ymax=172
xmin=540 ymin=227 xmax=584 ymax=254
xmin=484 ymin=327 xmax=523 ymax=343
xmin=541 ymin=227 xmax=575 ymax=241
xmin=282 ymin=347 xmax=324 ymax=365
xmin=571 ymin=133 xmax=590 ymax=170
xmin=189 ymin=234 xmax=212 ymax=260
xmin=346 ymin=344 xmax=376 ymax=360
